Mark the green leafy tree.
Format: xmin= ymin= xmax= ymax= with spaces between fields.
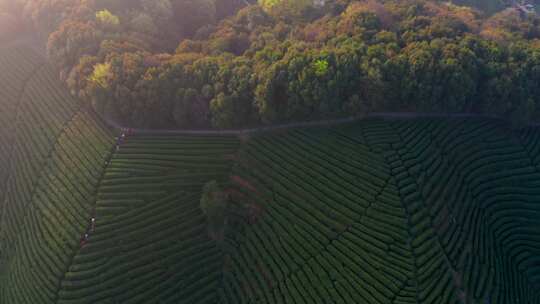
xmin=86 ymin=61 xmax=115 ymax=118
xmin=259 ymin=0 xmax=313 ymax=11
xmin=259 ymin=0 xmax=279 ymax=9
xmin=210 ymin=93 xmax=235 ymax=128
xmin=173 ymin=88 xmax=198 ymax=127
xmin=67 ymin=55 xmax=99 ymax=99
xmin=313 ymin=59 xmax=329 ymax=76
xmin=88 ymin=62 xmax=113 ymax=88
xmin=95 ymin=9 xmax=120 ymax=28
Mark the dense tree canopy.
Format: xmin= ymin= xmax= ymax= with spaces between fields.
xmin=3 ymin=0 xmax=540 ymax=128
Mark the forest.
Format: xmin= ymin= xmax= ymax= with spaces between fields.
xmin=2 ymin=0 xmax=540 ymax=129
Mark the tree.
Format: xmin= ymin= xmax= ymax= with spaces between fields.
xmin=173 ymin=88 xmax=197 ymax=127
xmin=95 ymin=9 xmax=120 ymax=29
xmin=141 ymin=0 xmax=173 ymax=22
xmin=88 ymin=62 xmax=113 ymax=88
xmin=313 ymin=59 xmax=329 ymax=76
xmin=337 ymin=1 xmax=386 ymax=36
xmin=259 ymin=0 xmax=312 ymax=14
xmin=22 ymin=0 xmax=79 ymax=37
xmin=172 ymin=0 xmax=216 ymax=37
xmin=209 ymin=59 xmax=256 ymax=128
xmin=85 ymin=61 xmax=115 ymax=116
xmin=67 ymin=55 xmax=99 ymax=99
xmin=210 ymin=93 xmax=235 ymax=128
xmin=215 ymin=0 xmax=254 ymax=20
xmin=47 ymin=20 xmax=102 ymax=75
xmin=129 ymin=12 xmax=158 ymax=36
xmin=200 ymin=181 xmax=228 ymax=241
xmin=18 ymin=0 xmax=540 ymax=129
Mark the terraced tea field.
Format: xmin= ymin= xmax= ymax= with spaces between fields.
xmin=0 ymin=46 xmax=539 ymax=304
xmin=224 ymin=121 xmax=540 ymax=304
xmin=55 ymin=134 xmax=239 ymax=304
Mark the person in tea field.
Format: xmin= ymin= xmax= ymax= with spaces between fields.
xmin=80 ymin=233 xmax=89 ymax=247
xmin=91 ymin=218 xmax=96 ymax=232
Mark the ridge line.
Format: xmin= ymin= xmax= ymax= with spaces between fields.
xmin=52 ymin=124 xmax=117 ymax=303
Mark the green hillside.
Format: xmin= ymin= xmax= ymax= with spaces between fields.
xmin=56 ymin=134 xmax=239 ymax=303
xmin=0 ymin=46 xmax=540 ymax=304
xmin=224 ymin=121 xmax=540 ymax=303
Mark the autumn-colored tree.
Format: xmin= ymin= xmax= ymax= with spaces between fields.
xmin=66 ymin=55 xmax=99 ymax=99
xmin=19 ymin=0 xmax=540 ymax=128
xmin=47 ymin=20 xmax=102 ymax=76
xmin=95 ymin=10 xmax=120 ymax=30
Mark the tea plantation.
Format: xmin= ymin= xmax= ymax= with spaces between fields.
xmin=224 ymin=122 xmax=540 ymax=304
xmin=0 ymin=46 xmax=539 ymax=304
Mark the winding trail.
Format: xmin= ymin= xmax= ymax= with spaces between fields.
xmin=103 ymin=112 xmax=535 ymax=135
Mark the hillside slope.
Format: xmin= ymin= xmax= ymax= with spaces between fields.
xmin=0 ymin=45 xmax=115 ymax=302
xmin=224 ymin=121 xmax=540 ymax=303
xmin=56 ymin=134 xmax=239 ymax=303
xmin=0 ymin=46 xmax=239 ymax=303
xmin=0 ymin=46 xmax=539 ymax=304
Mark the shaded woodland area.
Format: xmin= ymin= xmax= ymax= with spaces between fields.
xmin=2 ymin=0 xmax=540 ymax=129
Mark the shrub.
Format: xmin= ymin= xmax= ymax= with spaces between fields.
xmin=200 ymin=180 xmax=228 ymax=241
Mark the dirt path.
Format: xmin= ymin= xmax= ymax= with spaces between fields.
xmin=104 ymin=112 xmax=527 ymax=136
